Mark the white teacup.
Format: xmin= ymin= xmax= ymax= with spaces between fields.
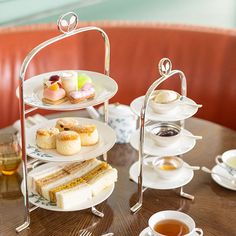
xmin=216 ymin=149 xmax=236 ymax=176
xmin=148 ymin=210 xmax=203 ymax=236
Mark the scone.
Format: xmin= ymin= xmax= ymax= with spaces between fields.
xmin=55 ymin=118 xmax=79 ymax=132
xmin=36 ymin=128 xmax=59 ymax=149
xmin=56 ymin=131 xmax=81 ymax=155
xmin=71 ymin=124 xmax=99 ymax=146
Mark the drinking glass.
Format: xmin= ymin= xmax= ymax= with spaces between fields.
xmin=0 ymin=133 xmax=21 ymax=175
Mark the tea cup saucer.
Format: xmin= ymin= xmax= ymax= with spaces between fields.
xmin=211 ymin=164 xmax=236 ymax=191
xmin=139 ymin=227 xmax=199 ymax=236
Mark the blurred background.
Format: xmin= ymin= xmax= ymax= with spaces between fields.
xmin=0 ymin=0 xmax=236 ymax=28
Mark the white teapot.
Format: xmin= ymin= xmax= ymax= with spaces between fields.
xmin=98 ymin=103 xmax=137 ymax=143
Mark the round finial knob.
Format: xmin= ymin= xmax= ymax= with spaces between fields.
xmin=158 ymin=58 xmax=172 ymax=76
xmin=57 ymin=12 xmax=78 ymax=34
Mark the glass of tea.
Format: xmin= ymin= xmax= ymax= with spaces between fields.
xmin=0 ymin=133 xmax=22 ymax=175
xmin=148 ymin=210 xmax=203 ymax=236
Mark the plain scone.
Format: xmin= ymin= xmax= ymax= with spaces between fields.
xmin=56 ymin=131 xmax=81 ymax=155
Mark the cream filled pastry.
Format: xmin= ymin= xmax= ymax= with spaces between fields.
xmin=71 ymin=124 xmax=99 ymax=146
xmin=56 ymin=131 xmax=81 ymax=155
xmin=36 ymin=127 xmax=59 ymax=149
xmin=43 ymin=82 xmax=66 ymax=105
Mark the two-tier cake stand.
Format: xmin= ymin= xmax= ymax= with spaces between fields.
xmin=16 ymin=12 xmax=118 ymax=232
xmin=129 ymin=58 xmax=201 ymax=213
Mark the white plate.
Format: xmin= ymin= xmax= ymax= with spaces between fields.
xmin=16 ymin=70 xmax=118 ymax=110
xmin=129 ymin=158 xmax=194 ymax=190
xmin=130 ymin=96 xmax=198 ymax=122
xmin=139 ymin=227 xmax=199 ymax=236
xmin=130 ymin=128 xmax=196 ymax=156
xmin=21 ymin=162 xmax=115 ymax=212
xmin=26 ymin=117 xmax=116 ymax=162
xmin=211 ymin=165 xmax=236 ymax=191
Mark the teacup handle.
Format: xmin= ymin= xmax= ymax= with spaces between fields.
xmin=215 ymin=155 xmax=224 ymax=168
xmin=194 ymin=227 xmax=204 ymax=235
xmin=143 ymin=158 xmax=154 ymax=168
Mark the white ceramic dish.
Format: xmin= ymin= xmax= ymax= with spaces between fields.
xmin=211 ymin=164 xmax=236 ymax=191
xmin=26 ymin=117 xmax=116 ymax=162
xmin=139 ymin=227 xmax=199 ymax=236
xmin=146 ymin=123 xmax=181 ymax=147
xmin=129 ymin=158 xmax=194 ymax=190
xmin=130 ymin=96 xmax=198 ymax=122
xmin=130 ymin=128 xmax=196 ymax=156
xmin=21 ymin=162 xmax=115 ymax=212
xmin=16 ymin=70 xmax=118 ymax=111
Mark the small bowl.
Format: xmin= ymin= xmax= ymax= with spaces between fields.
xmin=151 ymin=156 xmax=184 ymax=179
xmin=147 ymin=123 xmax=181 ymax=147
xmin=149 ymin=90 xmax=180 ymax=114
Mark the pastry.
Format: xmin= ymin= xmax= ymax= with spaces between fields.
xmin=31 ymin=159 xmax=117 ymax=209
xmin=42 ymin=82 xmax=67 ymax=105
xmin=36 ymin=128 xmax=59 ymax=149
xmin=68 ymin=86 xmax=95 ymax=104
xmin=56 ymin=131 xmax=81 ymax=155
xmin=55 ymin=118 xmax=79 ymax=131
xmin=61 ymin=72 xmax=78 ymax=94
xmin=71 ymin=124 xmax=99 ymax=146
xmin=77 ymin=73 xmax=92 ymax=90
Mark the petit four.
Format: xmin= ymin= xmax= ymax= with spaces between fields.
xmin=56 ymin=131 xmax=81 ymax=156
xmin=77 ymin=73 xmax=92 ymax=90
xmin=43 ymin=82 xmax=67 ymax=105
xmin=71 ymin=124 xmax=99 ymax=146
xmin=61 ymin=72 xmax=78 ymax=94
xmin=55 ymin=118 xmax=79 ymax=131
xmin=68 ymin=86 xmax=95 ymax=104
xmin=30 ymin=159 xmax=118 ymax=209
xmin=36 ymin=128 xmax=59 ymax=149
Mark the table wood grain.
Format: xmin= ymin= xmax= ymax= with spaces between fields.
xmin=0 ymin=118 xmax=236 ymax=236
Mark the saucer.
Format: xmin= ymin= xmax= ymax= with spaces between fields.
xmin=211 ymin=165 xmax=236 ymax=191
xmin=139 ymin=227 xmax=199 ymax=236
xmin=131 ymin=96 xmax=198 ymax=122
xmin=130 ymin=128 xmax=196 ymax=156
xmin=129 ymin=158 xmax=194 ymax=190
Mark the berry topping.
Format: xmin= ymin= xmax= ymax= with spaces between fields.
xmin=49 ymin=75 xmax=60 ymax=82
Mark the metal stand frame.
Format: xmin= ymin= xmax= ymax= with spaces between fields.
xmin=16 ymin=12 xmax=110 ymax=232
xmin=130 ymin=58 xmax=194 ymax=213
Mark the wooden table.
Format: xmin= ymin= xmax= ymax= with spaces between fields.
xmin=1 ymin=117 xmax=236 ymax=236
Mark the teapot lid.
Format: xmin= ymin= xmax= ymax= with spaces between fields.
xmin=98 ymin=103 xmax=135 ymax=118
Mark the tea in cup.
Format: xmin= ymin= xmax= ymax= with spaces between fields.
xmin=0 ymin=133 xmax=21 ymax=175
xmin=148 ymin=210 xmax=203 ymax=236
xmin=216 ymin=149 xmax=236 ymax=176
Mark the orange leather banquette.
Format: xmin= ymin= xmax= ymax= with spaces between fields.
xmin=0 ymin=22 xmax=236 ymax=130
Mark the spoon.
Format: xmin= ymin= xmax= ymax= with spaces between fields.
xmin=179 ymin=96 xmax=203 ymax=108
xmin=201 ymin=166 xmax=236 ymax=185
xmin=182 ymin=134 xmax=202 ymax=140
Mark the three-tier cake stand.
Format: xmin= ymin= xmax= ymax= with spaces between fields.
xmin=129 ymin=58 xmax=201 ymax=213
xmin=16 ymin=12 xmax=118 ymax=232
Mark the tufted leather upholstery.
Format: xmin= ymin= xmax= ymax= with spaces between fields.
xmin=0 ymin=23 xmax=235 ymax=130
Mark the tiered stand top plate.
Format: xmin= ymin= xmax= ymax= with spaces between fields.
xmin=26 ymin=117 xmax=116 ymax=162
xmin=21 ymin=163 xmax=115 ymax=212
xmin=16 ymin=70 xmax=118 ymax=110
xmin=130 ymin=95 xmax=199 ymax=121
